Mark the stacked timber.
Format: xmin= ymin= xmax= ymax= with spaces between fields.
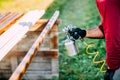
xmin=0 ymin=10 xmax=59 ymax=80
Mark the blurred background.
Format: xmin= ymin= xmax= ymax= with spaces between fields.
xmin=0 ymin=0 xmax=54 ymax=12
xmin=0 ymin=0 xmax=106 ymax=80
xmin=57 ymin=0 xmax=106 ymax=80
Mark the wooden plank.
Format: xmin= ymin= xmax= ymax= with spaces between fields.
xmin=29 ymin=19 xmax=61 ymax=31
xmin=0 ymin=12 xmax=24 ymax=33
xmin=22 ymin=74 xmax=53 ymax=80
xmin=0 ymin=10 xmax=45 ymax=61
xmin=10 ymin=56 xmax=18 ymax=73
xmin=31 ymin=57 xmax=51 ymax=63
xmin=0 ymin=69 xmax=11 ymax=74
xmin=0 ymin=13 xmax=24 ymax=34
xmin=7 ymin=49 xmax=58 ymax=58
xmin=18 ymin=57 xmax=52 ymax=63
xmin=27 ymin=62 xmax=51 ymax=70
xmin=50 ymin=27 xmax=58 ymax=49
xmin=0 ymin=12 xmax=17 ymax=25
xmin=0 ymin=12 xmax=10 ymax=21
xmin=29 ymin=19 xmax=48 ymax=31
xmin=9 ymin=10 xmax=59 ymax=80
xmin=51 ymin=58 xmax=59 ymax=76
xmin=0 ymin=62 xmax=11 ymax=69
xmin=25 ymin=70 xmax=52 ymax=74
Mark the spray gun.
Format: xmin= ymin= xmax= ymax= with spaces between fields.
xmin=63 ymin=25 xmax=106 ymax=72
xmin=63 ymin=25 xmax=82 ymax=56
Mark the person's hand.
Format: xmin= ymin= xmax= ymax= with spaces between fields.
xmin=68 ymin=28 xmax=86 ymax=40
xmin=104 ymin=69 xmax=115 ymax=80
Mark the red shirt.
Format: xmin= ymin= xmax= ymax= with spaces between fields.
xmin=96 ymin=0 xmax=120 ymax=69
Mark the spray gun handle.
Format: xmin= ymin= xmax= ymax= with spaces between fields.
xmin=79 ymin=36 xmax=84 ymax=42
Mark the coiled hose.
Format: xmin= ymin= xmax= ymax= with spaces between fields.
xmin=83 ymin=41 xmax=106 ymax=72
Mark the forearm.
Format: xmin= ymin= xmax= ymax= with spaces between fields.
xmin=85 ymin=27 xmax=105 ymax=39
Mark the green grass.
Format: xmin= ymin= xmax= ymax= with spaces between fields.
xmin=54 ymin=0 xmax=106 ymax=80
xmin=43 ymin=0 xmax=68 ymax=18
xmin=43 ymin=0 xmax=106 ymax=79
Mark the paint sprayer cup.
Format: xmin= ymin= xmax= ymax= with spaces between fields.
xmin=65 ymin=39 xmax=79 ymax=56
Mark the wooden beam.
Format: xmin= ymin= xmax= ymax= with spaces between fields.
xmin=0 ymin=10 xmax=45 ymax=61
xmin=7 ymin=49 xmax=58 ymax=58
xmin=50 ymin=24 xmax=58 ymax=49
xmin=9 ymin=10 xmax=59 ymax=80
xmin=29 ymin=19 xmax=61 ymax=31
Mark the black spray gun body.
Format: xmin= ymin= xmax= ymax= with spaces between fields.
xmin=63 ymin=25 xmax=84 ymax=56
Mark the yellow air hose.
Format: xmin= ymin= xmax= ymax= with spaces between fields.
xmin=82 ymin=41 xmax=106 ymax=72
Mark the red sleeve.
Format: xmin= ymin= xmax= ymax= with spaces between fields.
xmin=98 ymin=24 xmax=104 ymax=35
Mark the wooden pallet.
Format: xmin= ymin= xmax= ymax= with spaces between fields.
xmin=0 ymin=10 xmax=60 ymax=80
xmin=0 ymin=10 xmax=45 ymax=61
